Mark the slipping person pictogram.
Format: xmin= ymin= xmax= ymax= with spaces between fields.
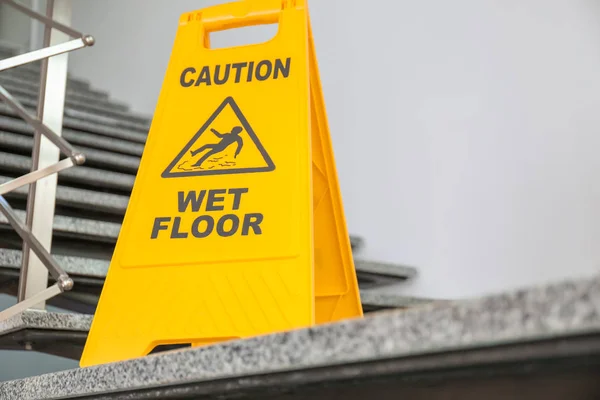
xmin=190 ymin=126 xmax=244 ymax=168
xmin=163 ymin=96 xmax=275 ymax=177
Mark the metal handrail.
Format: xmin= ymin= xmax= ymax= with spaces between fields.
xmin=0 ymin=0 xmax=94 ymax=321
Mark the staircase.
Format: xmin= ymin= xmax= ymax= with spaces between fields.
xmin=0 ymin=44 xmax=428 ymax=363
xmin=1 ymin=44 xmax=599 ymax=400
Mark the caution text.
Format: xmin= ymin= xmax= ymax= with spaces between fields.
xmin=150 ymin=188 xmax=263 ymax=239
xmin=180 ymin=58 xmax=291 ymax=87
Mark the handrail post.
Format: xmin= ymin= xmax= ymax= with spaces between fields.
xmin=18 ymin=0 xmax=70 ymax=308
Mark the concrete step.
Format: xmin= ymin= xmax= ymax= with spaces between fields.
xmin=355 ymin=260 xmax=417 ymax=288
xmin=0 ymin=208 xmax=121 ymax=242
xmin=360 ymin=291 xmax=437 ymax=312
xmin=0 ymin=48 xmax=98 ymax=94
xmin=0 ymin=247 xmax=419 ymax=315
xmin=8 ymin=93 xmax=150 ymax=133
xmin=0 ymin=274 xmax=598 ymax=399
xmin=0 ymin=75 xmax=129 ymax=113
xmin=1 ymin=79 xmax=150 ymax=126
xmin=0 ymin=249 xmax=108 ymax=314
xmin=0 ymin=130 xmax=139 ymax=174
xmin=0 ymin=249 xmax=108 ymax=279
xmin=0 ymin=310 xmax=90 ymax=361
xmin=0 ymin=151 xmax=135 ymax=193
xmin=0 ymin=65 xmax=93 ymax=92
xmin=0 ymin=248 xmax=416 ymax=290
xmin=0 ymin=116 xmax=144 ymax=157
xmin=0 ymin=51 xmax=149 ymax=133
xmin=0 ymin=47 xmax=88 ymax=86
xmin=0 ymin=103 xmax=148 ymax=143
xmin=0 ymin=76 xmax=113 ymax=106
xmin=0 ymin=176 xmax=129 ymax=216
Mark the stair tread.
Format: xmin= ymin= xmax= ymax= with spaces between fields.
xmin=360 ymin=291 xmax=437 ymax=310
xmin=0 ymin=249 xmax=108 ymax=278
xmin=0 ymin=311 xmax=90 ymax=362
xmin=0 ymin=151 xmax=135 ymax=192
xmin=0 ymin=117 xmax=144 ymax=156
xmin=0 ymin=103 xmax=149 ymax=143
xmin=0 ymin=274 xmax=597 ymax=400
xmin=355 ymin=260 xmax=417 ymax=280
xmin=0 ymin=131 xmax=140 ymax=173
xmin=0 ymin=248 xmax=414 ymax=282
xmin=10 ymin=95 xmax=150 ymax=133
xmin=0 ymin=67 xmax=95 ymax=93
xmin=0 ymin=310 xmax=91 ymax=336
xmin=0 ymin=208 xmax=121 ymax=240
xmin=0 ymin=76 xmax=130 ymax=113
xmin=0 ymin=175 xmax=129 ymax=215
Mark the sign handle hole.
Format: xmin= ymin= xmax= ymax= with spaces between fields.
xmin=206 ymin=23 xmax=279 ymax=50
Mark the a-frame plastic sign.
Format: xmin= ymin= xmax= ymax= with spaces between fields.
xmin=80 ymin=0 xmax=362 ymax=367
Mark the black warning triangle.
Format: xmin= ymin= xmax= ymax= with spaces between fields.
xmin=162 ymin=97 xmax=275 ymax=178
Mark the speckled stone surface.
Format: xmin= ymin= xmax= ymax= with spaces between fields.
xmin=0 ymin=246 xmax=411 ymax=288
xmin=1 ymin=94 xmax=103 ymax=126
xmin=0 ymin=131 xmax=139 ymax=173
xmin=0 ymin=249 xmax=109 ymax=278
xmin=63 ymin=113 xmax=148 ymax=143
xmin=0 ymin=78 xmax=131 ymax=114
xmin=65 ymin=127 xmax=144 ymax=157
xmin=0 ymin=245 xmax=414 ymax=308
xmin=0 ymin=310 xmax=91 ymax=336
xmin=0 ymin=64 xmax=94 ymax=91
xmin=0 ymin=274 xmax=598 ymax=400
xmin=8 ymin=91 xmax=150 ymax=133
xmin=360 ymin=290 xmax=438 ymax=309
xmin=0 ymin=103 xmax=148 ymax=144
xmin=0 ymin=117 xmax=144 ymax=156
xmin=354 ymin=259 xmax=417 ymax=279
xmin=0 ymin=152 xmax=134 ymax=192
xmin=64 ymin=107 xmax=150 ymax=134
xmin=0 ymin=247 xmax=419 ymax=312
xmin=0 ymin=175 xmax=129 ymax=215
xmin=0 ymin=208 xmax=121 ymax=240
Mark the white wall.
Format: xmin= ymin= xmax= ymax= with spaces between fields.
xmin=69 ymin=0 xmax=600 ymax=299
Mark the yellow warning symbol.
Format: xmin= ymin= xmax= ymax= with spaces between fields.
xmin=80 ymin=0 xmax=362 ymax=368
xmin=163 ymin=97 xmax=275 ymax=177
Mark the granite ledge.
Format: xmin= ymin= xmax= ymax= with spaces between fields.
xmin=0 ymin=310 xmax=92 ymax=336
xmin=354 ymin=259 xmax=417 ymax=279
xmin=0 ymin=117 xmax=144 ymax=156
xmin=0 ymin=175 xmax=129 ymax=215
xmin=0 ymin=208 xmax=121 ymax=240
xmin=0 ymin=248 xmax=109 ymax=278
xmin=360 ymin=291 xmax=438 ymax=309
xmin=0 ymin=250 xmax=414 ymax=285
xmin=0 ymin=273 xmax=598 ymax=399
xmin=0 ymin=151 xmax=135 ymax=191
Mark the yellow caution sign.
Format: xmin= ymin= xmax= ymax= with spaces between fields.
xmin=80 ymin=0 xmax=362 ymax=367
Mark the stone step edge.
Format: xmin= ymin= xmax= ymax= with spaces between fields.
xmin=0 ymin=273 xmax=597 ymax=400
xmin=0 ymin=248 xmax=417 ymax=282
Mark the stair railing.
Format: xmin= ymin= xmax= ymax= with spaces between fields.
xmin=0 ymin=0 xmax=94 ymax=321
